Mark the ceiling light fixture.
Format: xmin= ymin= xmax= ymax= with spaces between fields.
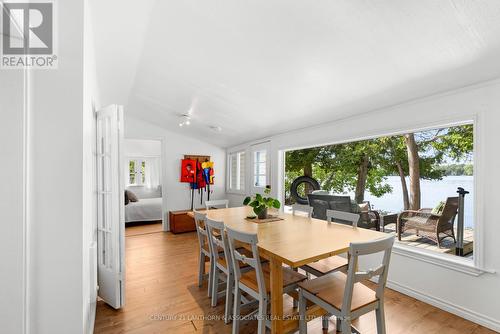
xmin=178 ymin=114 xmax=191 ymax=127
xmin=209 ymin=125 xmax=222 ymax=132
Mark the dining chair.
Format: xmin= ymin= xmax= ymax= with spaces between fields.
xmin=205 ymin=199 xmax=229 ymax=210
xmin=298 ymin=235 xmax=395 ymax=334
xmin=292 ymin=203 xmax=314 ymax=218
xmin=226 ymin=226 xmax=307 ymax=334
xmin=194 ymin=211 xmax=214 ymax=297
xmin=205 ymin=218 xmax=245 ymax=323
xmin=301 ymin=210 xmax=360 ymax=278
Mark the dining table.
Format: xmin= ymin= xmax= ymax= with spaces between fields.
xmin=189 ymin=206 xmax=387 ymax=334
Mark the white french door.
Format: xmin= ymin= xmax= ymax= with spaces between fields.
xmin=96 ymin=105 xmax=125 ymax=309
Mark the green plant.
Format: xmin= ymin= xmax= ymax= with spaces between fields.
xmin=243 ymin=187 xmax=281 ymax=217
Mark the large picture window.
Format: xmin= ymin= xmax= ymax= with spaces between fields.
xmin=284 ymin=123 xmax=474 ymax=259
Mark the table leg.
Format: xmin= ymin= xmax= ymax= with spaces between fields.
xmin=270 ymin=257 xmax=284 ymax=334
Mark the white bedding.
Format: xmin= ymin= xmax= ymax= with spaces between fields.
xmin=125 ymin=197 xmax=163 ymax=223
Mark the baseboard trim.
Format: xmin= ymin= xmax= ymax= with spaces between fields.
xmin=387 ymin=279 xmax=500 ymax=332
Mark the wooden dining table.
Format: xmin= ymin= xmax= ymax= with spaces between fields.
xmin=190 ymin=206 xmax=387 ymax=334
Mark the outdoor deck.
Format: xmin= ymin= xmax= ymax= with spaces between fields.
xmin=383 ymin=223 xmax=474 ymax=257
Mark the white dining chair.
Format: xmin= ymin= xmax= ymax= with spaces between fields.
xmin=194 ymin=211 xmax=214 ymax=297
xmin=291 ymin=203 xmax=314 ymax=218
xmin=226 ymin=226 xmax=307 ymax=334
xmin=301 ymin=210 xmax=360 ymax=278
xmin=298 ymin=235 xmax=395 ymax=333
xmin=205 ymin=199 xmax=229 ymax=210
xmin=205 ymin=218 xmax=251 ymax=323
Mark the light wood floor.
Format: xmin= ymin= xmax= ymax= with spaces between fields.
xmin=95 ymin=227 xmax=496 ymax=334
xmin=125 ymin=221 xmax=163 ymax=237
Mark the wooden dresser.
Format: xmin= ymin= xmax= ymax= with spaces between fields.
xmin=169 ymin=210 xmax=197 ymax=234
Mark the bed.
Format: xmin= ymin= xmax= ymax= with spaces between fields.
xmin=125 ymin=197 xmax=163 ymax=223
xmin=125 ymin=186 xmax=163 ymax=223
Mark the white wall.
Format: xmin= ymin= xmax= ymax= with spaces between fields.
xmin=124 ymin=117 xmax=226 ymax=228
xmin=0 ymin=1 xmax=96 ymax=333
xmin=226 ymin=80 xmax=500 ymax=331
xmin=28 ymin=0 xmax=86 ymax=332
xmin=0 ymin=64 xmax=27 ymax=333
xmin=124 ymin=139 xmax=161 ymax=157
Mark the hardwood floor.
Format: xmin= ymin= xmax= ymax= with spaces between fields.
xmin=94 ymin=227 xmax=496 ymax=334
xmin=125 ymin=221 xmax=163 ymax=237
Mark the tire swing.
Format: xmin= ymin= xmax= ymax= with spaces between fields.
xmin=290 ymin=176 xmax=320 ymax=204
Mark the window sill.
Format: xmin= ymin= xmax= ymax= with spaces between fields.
xmin=392 ymin=243 xmax=493 ymax=277
xmin=226 ymin=190 xmax=246 ymax=196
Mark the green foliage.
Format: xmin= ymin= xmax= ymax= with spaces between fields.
xmin=284 ymin=124 xmax=474 ymax=207
xmin=436 ymin=163 xmax=474 ymax=176
xmin=243 ymin=187 xmax=281 ymax=216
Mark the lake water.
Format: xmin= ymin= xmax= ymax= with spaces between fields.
xmin=354 ymin=176 xmax=474 ymax=228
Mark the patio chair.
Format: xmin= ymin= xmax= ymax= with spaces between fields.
xmin=307 ymin=194 xmax=379 ymax=230
xmin=397 ymin=196 xmax=459 ymax=248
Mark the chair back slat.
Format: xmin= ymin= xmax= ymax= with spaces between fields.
xmin=205 ymin=199 xmax=229 ymax=210
xmin=226 ymin=226 xmax=266 ymax=296
xmin=327 ymin=209 xmax=359 ymax=227
xmin=343 ymin=236 xmax=395 ymax=312
xmin=292 ymin=204 xmax=313 ymax=218
xmin=194 ymin=211 xmax=209 ymax=251
xmin=205 ymin=218 xmax=229 ymax=266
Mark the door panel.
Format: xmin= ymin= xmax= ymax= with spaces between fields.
xmin=96 ymin=105 xmax=125 ymax=309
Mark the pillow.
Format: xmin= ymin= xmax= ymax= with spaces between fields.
xmin=126 ymin=190 xmax=139 ymax=202
xmin=431 ymin=201 xmax=445 ymax=215
xmin=124 ymin=191 xmax=129 ymax=205
xmin=358 ymin=202 xmax=369 ymax=212
xmin=350 ymin=200 xmax=361 ymax=213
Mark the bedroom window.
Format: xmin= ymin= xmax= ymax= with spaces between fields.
xmin=128 ymin=159 xmax=146 ymax=185
xmin=228 ymin=151 xmax=245 ymax=192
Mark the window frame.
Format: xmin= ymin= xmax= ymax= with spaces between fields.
xmin=227 ymin=150 xmax=246 ymax=194
xmin=278 ymin=116 xmax=489 ymax=276
xmin=250 ymin=142 xmax=271 ymax=194
xmin=126 ymin=158 xmax=146 ymax=186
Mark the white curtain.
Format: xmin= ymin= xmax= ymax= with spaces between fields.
xmin=144 ymin=157 xmax=160 ymax=189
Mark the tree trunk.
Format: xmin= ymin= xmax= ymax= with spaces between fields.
xmin=303 ymin=163 xmax=313 ymax=195
xmin=396 ymin=161 xmax=410 ymax=210
xmin=404 ymin=133 xmax=421 ymax=210
xmin=355 ymin=155 xmax=369 ymax=204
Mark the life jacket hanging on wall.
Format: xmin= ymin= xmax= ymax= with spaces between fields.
xmin=196 ymin=161 xmax=206 ymax=189
xmin=180 ymin=159 xmax=197 ymax=183
xmin=201 ymin=161 xmax=214 ymax=185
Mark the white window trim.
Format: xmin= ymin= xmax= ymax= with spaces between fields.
xmin=250 ymin=141 xmax=271 ymax=194
xmin=277 ymin=115 xmax=494 ymax=276
xmin=126 ymin=155 xmax=158 ymax=187
xmin=226 ymin=150 xmax=246 ymax=195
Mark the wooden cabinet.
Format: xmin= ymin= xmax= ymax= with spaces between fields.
xmin=169 ymin=210 xmax=196 ymax=234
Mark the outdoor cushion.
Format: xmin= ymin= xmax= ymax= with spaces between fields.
xmin=431 ymin=201 xmax=445 ymax=215
xmin=358 ymin=202 xmax=369 ymax=212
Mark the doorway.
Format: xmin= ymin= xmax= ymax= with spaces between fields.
xmin=123 ymin=138 xmax=165 ymax=235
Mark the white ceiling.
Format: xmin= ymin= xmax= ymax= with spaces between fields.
xmin=92 ymin=0 xmax=500 ymax=147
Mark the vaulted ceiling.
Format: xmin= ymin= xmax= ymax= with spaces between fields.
xmin=92 ymin=0 xmax=500 ymax=147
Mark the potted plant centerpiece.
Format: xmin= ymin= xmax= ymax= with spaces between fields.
xmin=243 ymin=187 xmax=281 ymax=220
